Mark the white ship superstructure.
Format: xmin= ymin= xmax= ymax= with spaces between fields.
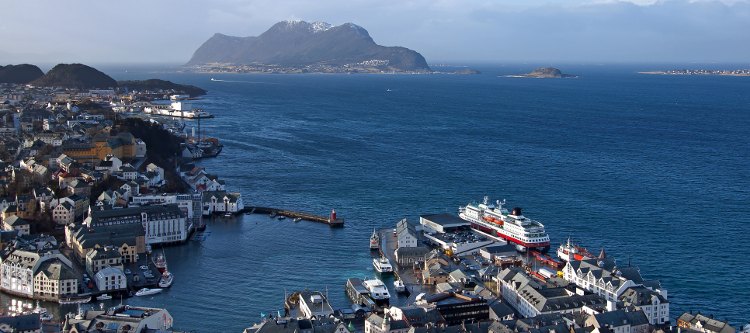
xmin=459 ymin=196 xmax=550 ymax=252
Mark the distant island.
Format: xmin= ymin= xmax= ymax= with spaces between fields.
xmin=639 ymin=69 xmax=750 ymax=76
xmin=506 ymin=67 xmax=577 ymax=78
xmin=118 ymin=79 xmax=206 ymax=97
xmin=186 ymin=20 xmax=431 ymax=74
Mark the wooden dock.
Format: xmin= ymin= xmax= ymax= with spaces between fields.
xmin=239 ymin=206 xmax=344 ymax=227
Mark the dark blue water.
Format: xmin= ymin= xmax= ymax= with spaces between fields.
xmin=108 ymin=66 xmax=749 ymax=331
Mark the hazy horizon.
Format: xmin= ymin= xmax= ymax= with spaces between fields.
xmin=2 ymin=0 xmax=750 ymax=65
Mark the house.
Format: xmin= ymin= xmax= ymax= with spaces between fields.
xmin=0 ymin=249 xmax=79 ymax=301
xmin=202 ymin=191 xmax=244 ymax=215
xmin=85 ymin=246 xmax=123 ymax=276
xmin=585 ymin=309 xmax=651 ymax=333
xmin=396 ymin=218 xmax=419 ymax=248
xmin=52 ymin=202 xmax=75 ymax=225
xmin=3 ymin=215 xmax=30 ymax=236
xmin=497 ymin=267 xmax=606 ymax=318
xmin=394 ymin=246 xmax=430 ymax=267
xmin=563 ymin=251 xmax=666 ymax=309
xmin=386 ymin=305 xmax=445 ymax=327
xmin=488 ymin=300 xmax=515 ymax=321
xmin=365 ymin=313 xmax=411 ymax=333
xmin=33 ymin=258 xmax=79 ymax=300
xmin=67 ymin=222 xmax=146 ymax=264
xmin=243 ymin=317 xmax=349 ymax=333
xmin=677 ymin=312 xmax=736 ymax=333
xmin=618 ymin=286 xmax=669 ymax=325
xmin=93 ymin=266 xmax=127 ymax=292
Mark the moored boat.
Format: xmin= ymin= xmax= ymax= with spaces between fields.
xmin=370 ymin=229 xmax=380 ymax=251
xmin=362 ymin=278 xmax=390 ymax=306
xmin=372 ymin=257 xmax=393 ymax=274
xmin=556 ymin=237 xmax=595 ymax=262
xmin=59 ymin=296 xmax=91 ymax=305
xmin=135 ymin=288 xmax=163 ymax=297
xmin=96 ymin=294 xmax=112 ymax=300
xmin=159 ymin=270 xmax=174 ymax=288
xmin=394 ymin=279 xmax=406 ymax=293
xmin=459 ymin=196 xmax=551 ymax=252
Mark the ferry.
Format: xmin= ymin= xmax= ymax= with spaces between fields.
xmin=556 ymin=237 xmax=594 ymax=262
xmin=370 ymin=229 xmax=380 ymax=250
xmin=459 ymin=196 xmax=550 ymax=253
xmin=362 ymin=278 xmax=390 ymax=306
xmin=135 ymin=288 xmax=163 ymax=297
xmin=372 ymin=257 xmax=393 ymax=274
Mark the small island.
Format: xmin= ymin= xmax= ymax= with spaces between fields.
xmin=506 ymin=67 xmax=577 ymax=78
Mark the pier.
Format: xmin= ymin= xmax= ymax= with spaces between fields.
xmin=239 ymin=206 xmax=344 ymax=227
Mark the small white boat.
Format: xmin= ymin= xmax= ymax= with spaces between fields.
xmin=224 ymin=212 xmax=232 ymax=218
xmin=96 ymin=294 xmax=112 ymax=300
xmin=135 ymin=288 xmax=163 ymax=297
xmin=293 ymin=217 xmax=302 ymax=222
xmin=373 ymin=257 xmax=394 ymax=274
xmin=159 ymin=270 xmax=174 ymax=288
xmin=277 ymin=215 xmax=286 ymax=220
xmin=394 ymin=279 xmax=406 ymax=293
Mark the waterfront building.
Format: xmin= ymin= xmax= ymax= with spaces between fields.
xmin=497 ymin=267 xmax=606 ymax=318
xmin=93 ymin=266 xmax=127 ymax=292
xmin=85 ymin=246 xmax=123 ymax=276
xmin=67 ymin=223 xmax=146 ymax=264
xmin=394 ymin=246 xmax=430 ymax=267
xmin=419 ymin=213 xmax=469 ymax=234
xmin=677 ymin=312 xmax=736 ymax=333
xmin=33 ymin=258 xmax=79 ymax=300
xmin=201 ymin=191 xmax=244 ymax=215
xmin=297 ymin=290 xmax=335 ymax=319
xmin=386 ymin=305 xmax=446 ymax=327
xmin=585 ymin=309 xmax=651 ymax=333
xmin=86 ymin=204 xmax=188 ymax=245
xmin=62 ymin=305 xmax=174 ymax=333
xmin=562 ymin=252 xmax=667 ymax=310
xmin=131 ymin=193 xmax=201 ymax=228
xmin=244 ymin=317 xmax=349 ymax=333
xmin=3 ymin=215 xmax=30 ymax=236
xmin=0 ymin=313 xmax=42 ymax=332
xmin=618 ymin=286 xmax=669 ymax=325
xmin=0 ymin=249 xmax=79 ymax=301
xmin=396 ymin=219 xmax=419 ymax=248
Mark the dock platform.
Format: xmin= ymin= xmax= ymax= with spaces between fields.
xmin=240 ymin=206 xmax=344 ymax=227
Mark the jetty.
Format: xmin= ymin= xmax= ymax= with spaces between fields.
xmin=240 ymin=206 xmax=344 ymax=227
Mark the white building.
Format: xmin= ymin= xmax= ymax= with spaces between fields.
xmin=396 ymin=219 xmax=419 ymax=248
xmin=201 ymin=191 xmax=244 ymax=215
xmin=52 ymin=202 xmax=75 ymax=225
xmin=86 ymin=204 xmax=188 ymax=245
xmin=619 ymin=286 xmax=670 ymax=325
xmin=94 ymin=266 xmax=127 ymax=291
xmin=563 ymin=253 xmax=667 ymax=311
xmin=3 ymin=215 xmax=30 ymax=236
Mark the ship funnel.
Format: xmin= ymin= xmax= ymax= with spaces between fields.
xmin=511 ymin=207 xmax=522 ymax=216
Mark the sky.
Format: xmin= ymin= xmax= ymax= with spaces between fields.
xmin=1 ymin=0 xmax=749 ymax=65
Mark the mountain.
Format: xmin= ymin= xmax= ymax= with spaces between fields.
xmin=32 ymin=63 xmax=117 ymax=89
xmin=118 ymin=79 xmax=207 ymax=97
xmin=187 ymin=20 xmax=430 ymax=71
xmin=0 ymin=64 xmax=44 ymax=84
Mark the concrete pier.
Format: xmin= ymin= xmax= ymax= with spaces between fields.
xmin=239 ymin=206 xmax=344 ymax=227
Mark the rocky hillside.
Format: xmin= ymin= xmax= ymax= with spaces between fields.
xmin=32 ymin=63 xmax=117 ymax=89
xmin=0 ymin=64 xmax=44 ymax=84
xmin=187 ymin=20 xmax=430 ymax=71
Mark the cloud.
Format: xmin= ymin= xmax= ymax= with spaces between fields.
xmin=0 ymin=0 xmax=748 ymax=64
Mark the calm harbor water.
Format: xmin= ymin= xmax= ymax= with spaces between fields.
xmin=32 ymin=66 xmax=750 ymax=331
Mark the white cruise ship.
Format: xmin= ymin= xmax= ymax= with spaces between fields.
xmin=459 ymin=196 xmax=550 ymax=252
xmin=362 ymin=278 xmax=390 ymax=306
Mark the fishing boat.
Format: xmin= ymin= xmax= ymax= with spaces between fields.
xmin=372 ymin=257 xmax=393 ymax=274
xmin=96 ymin=294 xmax=113 ymax=301
xmin=154 ymin=252 xmax=167 ymax=274
xmin=556 ymin=237 xmax=595 ymax=262
xmin=135 ymin=288 xmax=163 ymax=297
xmin=370 ymin=228 xmax=380 ymax=251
